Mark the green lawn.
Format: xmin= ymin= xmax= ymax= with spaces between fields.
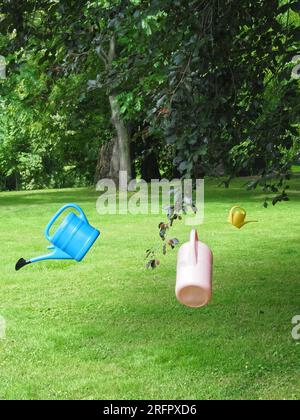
xmin=0 ymin=177 xmax=300 ymax=400
xmin=292 ymin=165 xmax=300 ymax=173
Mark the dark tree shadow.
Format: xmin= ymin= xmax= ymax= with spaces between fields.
xmin=0 ymin=188 xmax=99 ymax=207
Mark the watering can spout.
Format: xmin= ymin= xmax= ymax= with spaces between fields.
xmin=15 ymin=247 xmax=72 ymax=271
xmin=189 ymin=229 xmax=199 ymax=265
xmin=239 ymin=220 xmax=258 ymax=229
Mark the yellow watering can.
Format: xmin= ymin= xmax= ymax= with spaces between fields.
xmin=228 ymin=206 xmax=258 ymax=229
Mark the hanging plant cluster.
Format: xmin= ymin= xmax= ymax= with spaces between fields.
xmin=145 ymin=189 xmax=198 ymax=269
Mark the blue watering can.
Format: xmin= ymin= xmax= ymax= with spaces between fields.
xmin=15 ymin=204 xmax=100 ymax=271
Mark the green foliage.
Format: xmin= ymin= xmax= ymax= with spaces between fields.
xmin=134 ymin=1 xmax=300 ymax=194
xmin=0 ymin=32 xmax=111 ymax=190
xmin=0 ymin=0 xmax=299 ymax=196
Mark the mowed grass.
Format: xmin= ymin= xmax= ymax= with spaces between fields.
xmin=292 ymin=165 xmax=300 ymax=173
xmin=0 ymin=177 xmax=300 ymax=400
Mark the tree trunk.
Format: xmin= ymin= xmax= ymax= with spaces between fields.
xmin=94 ymin=35 xmax=132 ymax=184
xmin=109 ymin=94 xmax=132 ymax=180
xmin=94 ymin=137 xmax=120 ymax=184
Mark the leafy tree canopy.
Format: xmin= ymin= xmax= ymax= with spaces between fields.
xmin=0 ymin=0 xmax=299 ymax=203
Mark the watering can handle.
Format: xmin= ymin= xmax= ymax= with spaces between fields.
xmin=189 ymin=229 xmax=199 ymax=265
xmin=45 ymin=204 xmax=88 ymax=242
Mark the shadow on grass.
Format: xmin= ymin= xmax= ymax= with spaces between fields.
xmin=0 ymin=188 xmax=99 ymax=207
xmin=0 ymin=175 xmax=299 ymax=207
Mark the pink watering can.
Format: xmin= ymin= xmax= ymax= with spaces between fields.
xmin=176 ymin=230 xmax=213 ymax=308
